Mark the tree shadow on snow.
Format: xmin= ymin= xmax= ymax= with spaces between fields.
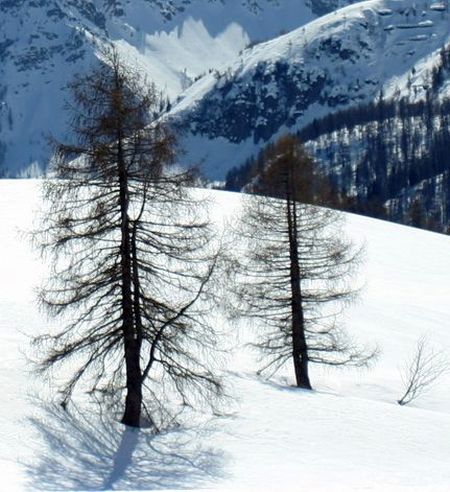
xmin=24 ymin=399 xmax=226 ymax=490
xmin=254 ymin=375 xmax=325 ymax=399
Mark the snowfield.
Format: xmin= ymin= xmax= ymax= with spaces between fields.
xmin=1 ymin=180 xmax=450 ymax=491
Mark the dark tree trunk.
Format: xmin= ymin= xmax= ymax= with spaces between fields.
xmin=117 ymin=134 xmax=143 ymax=427
xmin=286 ymin=194 xmax=312 ymax=390
xmin=131 ymin=220 xmax=143 ymax=349
xmin=122 ymin=335 xmax=143 ymax=427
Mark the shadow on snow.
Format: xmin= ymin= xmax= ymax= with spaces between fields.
xmin=24 ymin=399 xmax=226 ymax=490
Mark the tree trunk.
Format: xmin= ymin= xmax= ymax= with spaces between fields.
xmin=122 ymin=337 xmax=143 ymax=427
xmin=117 ymin=132 xmax=143 ymax=427
xmin=286 ymin=194 xmax=312 ymax=390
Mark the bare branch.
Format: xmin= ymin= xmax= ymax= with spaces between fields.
xmin=33 ymin=46 xmax=224 ymax=429
xmin=398 ymin=335 xmax=449 ymax=406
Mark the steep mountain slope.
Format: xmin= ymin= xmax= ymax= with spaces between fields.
xmin=297 ymin=92 xmax=450 ymax=232
xmin=1 ymin=180 xmax=450 ymax=490
xmin=0 ymin=0 xmax=332 ymax=177
xmin=169 ymin=0 xmax=450 ymax=179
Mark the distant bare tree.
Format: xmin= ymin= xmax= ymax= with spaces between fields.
xmin=34 ymin=47 xmax=223 ymax=429
xmin=398 ymin=335 xmax=449 ymax=406
xmin=232 ymin=135 xmax=376 ymax=389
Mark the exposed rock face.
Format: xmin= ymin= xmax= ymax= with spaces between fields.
xmin=307 ymin=0 xmax=341 ymax=16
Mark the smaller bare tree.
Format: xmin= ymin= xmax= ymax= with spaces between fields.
xmin=398 ymin=335 xmax=449 ymax=406
xmin=229 ymin=135 xmax=377 ymax=389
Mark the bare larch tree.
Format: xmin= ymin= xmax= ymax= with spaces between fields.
xmin=232 ymin=135 xmax=375 ymax=389
xmin=35 ymin=47 xmax=222 ymax=428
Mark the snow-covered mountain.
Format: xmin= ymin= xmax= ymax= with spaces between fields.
xmin=2 ymin=180 xmax=450 ymax=490
xmin=1 ymin=0 xmax=338 ymax=177
xmin=5 ymin=0 xmax=450 ymax=192
xmin=168 ymin=0 xmax=450 ymax=179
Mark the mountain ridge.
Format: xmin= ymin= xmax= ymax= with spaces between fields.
xmin=1 ymin=0 xmax=334 ymax=176
xmin=168 ymin=0 xmax=450 ymax=180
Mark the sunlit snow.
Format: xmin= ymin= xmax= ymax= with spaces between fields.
xmin=0 ymin=181 xmax=449 ymax=491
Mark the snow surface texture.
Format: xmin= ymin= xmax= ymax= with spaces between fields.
xmin=1 ymin=180 xmax=450 ymax=491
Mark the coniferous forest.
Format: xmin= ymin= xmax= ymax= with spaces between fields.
xmin=225 ymin=43 xmax=450 ymax=234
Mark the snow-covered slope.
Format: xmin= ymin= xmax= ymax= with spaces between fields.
xmin=1 ymin=0 xmax=326 ymax=177
xmin=169 ymin=0 xmax=450 ymax=179
xmin=2 ymin=180 xmax=450 ymax=490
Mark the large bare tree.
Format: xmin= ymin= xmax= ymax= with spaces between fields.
xmin=232 ymin=135 xmax=375 ymax=389
xmin=35 ymin=47 xmax=222 ymax=428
